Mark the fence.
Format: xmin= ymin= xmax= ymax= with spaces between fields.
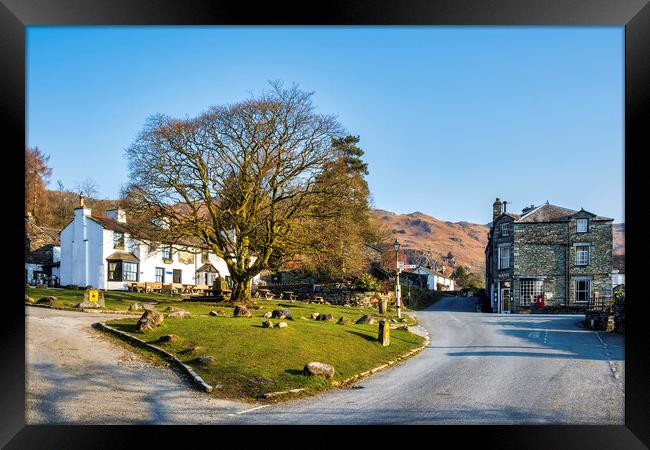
xmin=587 ymin=295 xmax=615 ymax=313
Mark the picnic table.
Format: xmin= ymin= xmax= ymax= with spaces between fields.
xmin=255 ymin=288 xmax=275 ymax=300
xmin=281 ymin=291 xmax=297 ymax=301
xmin=312 ymin=295 xmax=325 ymax=304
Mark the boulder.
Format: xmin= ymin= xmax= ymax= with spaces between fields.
xmin=391 ymin=324 xmax=409 ymax=331
xmin=159 ymin=334 xmax=179 ymax=343
xmin=25 ymin=295 xmax=35 ymax=304
xmin=317 ymin=313 xmax=333 ymax=322
xmin=355 ymin=315 xmax=376 ymax=325
xmin=164 ymin=306 xmax=179 ymax=313
xmin=276 ymin=322 xmax=288 ymax=328
xmin=311 ymin=312 xmax=320 ymax=320
xmin=167 ymin=310 xmax=191 ymax=319
xmin=303 ymin=361 xmax=335 ymax=378
xmin=137 ymin=309 xmax=164 ymax=333
xmin=271 ymin=308 xmax=292 ymax=320
xmin=300 ymin=316 xmax=308 ymax=321
xmin=262 ymin=320 xmax=274 ymax=328
xmin=233 ymin=304 xmax=252 ymax=318
xmin=337 ymin=317 xmax=349 ymax=325
xmin=129 ymin=303 xmax=144 ymax=312
xmin=263 ymin=311 xmax=273 ymax=318
xmin=36 ymin=296 xmax=59 ymax=306
xmin=195 ymin=356 xmax=215 ymax=366
xmin=209 ymin=310 xmax=220 ymax=316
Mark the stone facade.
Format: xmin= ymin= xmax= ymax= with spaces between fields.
xmin=485 ymin=200 xmax=613 ymax=313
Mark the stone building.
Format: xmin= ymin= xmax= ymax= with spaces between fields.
xmin=485 ymin=198 xmax=613 ymax=313
xmin=25 ymin=212 xmax=61 ymax=285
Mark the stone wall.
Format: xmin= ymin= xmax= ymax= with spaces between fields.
xmin=321 ymin=289 xmax=395 ymax=308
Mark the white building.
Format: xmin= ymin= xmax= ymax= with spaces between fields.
xmin=59 ymin=202 xmax=258 ymax=291
xmin=407 ymin=266 xmax=455 ymax=291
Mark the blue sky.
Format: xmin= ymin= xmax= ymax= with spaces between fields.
xmin=27 ymin=26 xmax=624 ymax=224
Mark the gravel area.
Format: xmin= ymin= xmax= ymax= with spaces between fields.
xmin=26 ymin=306 xmax=251 ymax=424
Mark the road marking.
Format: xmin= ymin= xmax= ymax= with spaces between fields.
xmin=234 ymin=404 xmax=271 ymax=415
xmin=528 ymin=332 xmax=540 ymax=338
xmin=543 ymin=329 xmax=548 ymax=344
xmin=595 ymin=332 xmax=623 ymax=388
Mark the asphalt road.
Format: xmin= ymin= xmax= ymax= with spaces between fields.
xmin=227 ymin=296 xmax=624 ymax=424
xmin=26 ymin=297 xmax=624 ymax=424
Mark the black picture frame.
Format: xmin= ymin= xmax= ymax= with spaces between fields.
xmin=3 ymin=0 xmax=648 ymax=447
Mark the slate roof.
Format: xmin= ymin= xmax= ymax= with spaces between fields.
xmin=196 ymin=263 xmax=219 ymax=273
xmin=88 ymin=214 xmax=131 ymax=233
xmin=25 ymin=218 xmax=61 ymax=246
xmin=517 ymin=203 xmax=612 ymax=223
xmin=105 ymin=251 xmax=140 ymax=262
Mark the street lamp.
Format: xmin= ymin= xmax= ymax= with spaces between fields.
xmin=394 ymin=239 xmax=401 ymax=319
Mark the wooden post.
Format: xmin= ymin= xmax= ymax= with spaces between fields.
xmin=378 ymin=319 xmax=390 ymax=346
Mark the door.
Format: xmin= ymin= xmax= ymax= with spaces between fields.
xmin=500 ymin=288 xmax=511 ymax=314
xmin=173 ymin=269 xmax=182 ymax=284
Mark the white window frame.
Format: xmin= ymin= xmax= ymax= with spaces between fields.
xmin=519 ymin=279 xmax=544 ymax=307
xmin=574 ymin=277 xmax=591 ymax=303
xmin=498 ymin=245 xmax=511 ymax=270
xmin=576 ymin=218 xmax=588 ymax=233
xmin=501 ymin=222 xmax=511 ymax=236
xmin=161 ymin=244 xmax=172 ymax=261
xmin=575 ymin=244 xmax=590 ymax=266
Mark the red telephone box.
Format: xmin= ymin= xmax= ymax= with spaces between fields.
xmin=536 ymin=293 xmax=545 ymax=309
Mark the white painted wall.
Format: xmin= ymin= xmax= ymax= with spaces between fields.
xmin=60 ymin=206 xmax=262 ymax=291
xmin=409 ymin=267 xmax=455 ymax=291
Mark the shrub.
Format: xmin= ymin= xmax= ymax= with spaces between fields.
xmin=355 ymin=274 xmax=382 ymax=292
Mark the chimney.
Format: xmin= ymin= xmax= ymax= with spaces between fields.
xmin=106 ymin=208 xmax=127 ymax=223
xmin=75 ymin=194 xmax=91 ymax=220
xmin=492 ymin=197 xmax=503 ymax=222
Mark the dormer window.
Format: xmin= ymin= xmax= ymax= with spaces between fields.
xmin=576 ymin=218 xmax=588 ymax=233
xmin=201 ymin=252 xmax=210 ymax=264
xmin=113 ymin=232 xmax=125 ymax=249
xmin=501 ymin=222 xmax=511 ymax=236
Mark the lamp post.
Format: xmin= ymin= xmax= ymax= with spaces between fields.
xmin=394 ymin=239 xmax=401 ymax=319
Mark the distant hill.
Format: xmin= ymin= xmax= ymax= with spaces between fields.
xmin=371 ymin=209 xmax=489 ymax=276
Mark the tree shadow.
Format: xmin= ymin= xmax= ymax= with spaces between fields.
xmin=284 ymin=369 xmax=304 ymax=376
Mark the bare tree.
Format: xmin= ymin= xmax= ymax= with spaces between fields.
xmin=74 ymin=178 xmax=100 ymax=200
xmin=123 ymin=82 xmax=343 ymax=302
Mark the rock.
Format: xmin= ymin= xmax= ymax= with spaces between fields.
xmin=311 ymin=312 xmax=320 ymax=320
xmin=391 ymin=325 xmax=409 ymax=331
xmin=276 ymin=322 xmax=288 ymax=328
xmin=25 ymin=295 xmax=35 ymax=304
xmin=195 ymin=356 xmax=215 ymax=366
xmin=164 ymin=306 xmax=179 ymax=312
xmin=129 ymin=303 xmax=144 ymax=311
xmin=167 ymin=310 xmax=191 ymax=318
xmin=337 ymin=317 xmax=349 ymax=325
xmin=209 ymin=310 xmax=219 ymax=316
xmin=317 ymin=313 xmax=333 ymax=321
xmin=263 ymin=311 xmax=273 ymax=318
xmin=36 ymin=296 xmax=59 ymax=306
xmin=159 ymin=334 xmax=179 ymax=343
xmin=272 ymin=309 xmax=292 ymax=320
xmin=137 ymin=309 xmax=164 ymax=332
xmin=390 ymin=319 xmax=398 ymax=323
xmin=300 ymin=316 xmax=308 ymax=320
xmin=233 ymin=304 xmax=252 ymax=317
xmin=355 ymin=315 xmax=376 ymax=325
xmin=303 ymin=362 xmax=335 ymax=378
xmin=262 ymin=320 xmax=274 ymax=328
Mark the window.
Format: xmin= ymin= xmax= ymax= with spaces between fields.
xmin=575 ymin=278 xmax=591 ymax=302
xmin=155 ymin=267 xmax=165 ymax=283
xmin=520 ymin=279 xmax=544 ymax=306
xmin=107 ymin=261 xmax=122 ymax=281
xmin=113 ymin=232 xmax=125 ymax=249
xmin=108 ymin=260 xmax=139 ymax=282
xmin=161 ymin=244 xmax=172 ymax=261
xmin=576 ymin=218 xmax=588 ymax=233
xmin=576 ymin=245 xmax=590 ymax=266
xmin=498 ymin=245 xmax=512 ymax=269
xmin=501 ymin=222 xmax=511 ymax=236
xmin=123 ymin=262 xmax=139 ymax=281
xmin=201 ymin=252 xmax=210 ymax=263
xmin=173 ymin=269 xmax=182 ymax=284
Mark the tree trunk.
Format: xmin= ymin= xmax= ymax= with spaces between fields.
xmin=230 ymin=277 xmax=253 ymax=304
